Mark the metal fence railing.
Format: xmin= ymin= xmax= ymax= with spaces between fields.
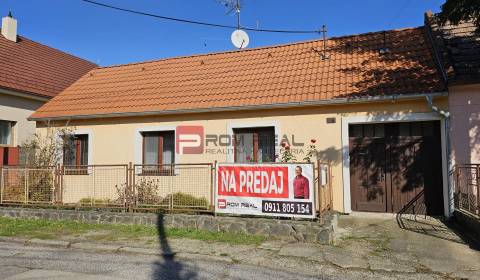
xmin=132 ymin=163 xmax=213 ymax=211
xmin=453 ymin=164 xmax=480 ymax=218
xmin=62 ymin=165 xmax=128 ymax=208
xmin=0 ymin=163 xmax=213 ymax=212
xmin=1 ymin=162 xmax=333 ymax=217
xmin=0 ymin=166 xmax=56 ymax=204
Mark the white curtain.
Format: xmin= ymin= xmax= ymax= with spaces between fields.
xmin=235 ymin=133 xmax=254 ymax=163
xmin=0 ymin=121 xmax=12 ymax=145
xmin=144 ymin=134 xmax=159 ymax=165
xmin=162 ymin=134 xmax=174 ymax=164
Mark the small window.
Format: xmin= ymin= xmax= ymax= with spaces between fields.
xmin=363 ymin=124 xmax=375 ymax=137
xmin=399 ymin=123 xmax=410 ymax=136
xmin=0 ymin=120 xmax=14 ymax=145
xmin=422 ymin=122 xmax=434 ymax=136
xmin=374 ymin=124 xmax=385 ymax=137
xmin=234 ymin=127 xmax=275 ymax=163
xmin=349 ymin=125 xmax=363 ymax=137
xmin=410 ymin=122 xmax=422 ymax=136
xmin=63 ymin=134 xmax=89 ymax=175
xmin=141 ymin=131 xmax=175 ymax=175
xmin=349 ymin=124 xmax=384 ymax=138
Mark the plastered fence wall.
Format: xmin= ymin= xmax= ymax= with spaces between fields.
xmin=36 ymin=98 xmax=448 ymax=212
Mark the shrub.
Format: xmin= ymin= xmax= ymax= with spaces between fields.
xmin=115 ymin=179 xmax=164 ymax=205
xmin=3 ymin=185 xmax=25 ymax=202
xmin=114 ymin=181 xmax=208 ymax=208
xmin=78 ymin=197 xmax=112 ymax=206
xmin=169 ymin=192 xmax=208 ymax=208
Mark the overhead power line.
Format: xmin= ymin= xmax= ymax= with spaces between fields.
xmin=81 ymin=0 xmax=321 ymax=34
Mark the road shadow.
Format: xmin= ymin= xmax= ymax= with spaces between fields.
xmin=151 ymin=214 xmax=198 ymax=280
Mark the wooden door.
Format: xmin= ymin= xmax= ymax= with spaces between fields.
xmin=349 ymin=121 xmax=444 ymax=215
xmin=388 ymin=136 xmax=425 ymax=213
xmin=349 ymin=138 xmax=387 ymax=212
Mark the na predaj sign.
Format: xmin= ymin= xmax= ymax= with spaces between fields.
xmin=215 ymin=163 xmax=315 ymax=218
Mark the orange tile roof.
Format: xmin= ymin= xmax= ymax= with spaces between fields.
xmin=31 ymin=27 xmax=445 ymax=120
xmin=0 ymin=31 xmax=97 ymax=98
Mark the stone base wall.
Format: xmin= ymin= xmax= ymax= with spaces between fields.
xmin=0 ymin=207 xmax=337 ymax=244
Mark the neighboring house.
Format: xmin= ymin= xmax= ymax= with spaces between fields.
xmin=425 ymin=11 xmax=480 ymax=166
xmin=30 ymin=26 xmax=453 ymax=216
xmin=0 ymin=12 xmax=96 ymax=165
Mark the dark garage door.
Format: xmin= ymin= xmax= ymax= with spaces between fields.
xmin=349 ymin=121 xmax=444 ymax=215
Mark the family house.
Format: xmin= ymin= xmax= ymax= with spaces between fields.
xmin=30 ymin=26 xmax=452 ymax=216
xmin=0 ymin=12 xmax=96 ymax=165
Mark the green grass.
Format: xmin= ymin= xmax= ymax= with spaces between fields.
xmin=338 ymin=233 xmax=392 ymax=256
xmin=0 ymin=217 xmax=265 ymax=245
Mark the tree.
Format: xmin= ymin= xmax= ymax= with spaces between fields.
xmin=20 ymin=123 xmax=75 ymax=167
xmin=438 ymin=0 xmax=480 ymax=32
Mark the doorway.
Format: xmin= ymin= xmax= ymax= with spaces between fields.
xmin=349 ymin=121 xmax=444 ymax=215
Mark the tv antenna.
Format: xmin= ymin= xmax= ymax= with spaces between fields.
xmin=217 ymin=0 xmax=249 ymax=49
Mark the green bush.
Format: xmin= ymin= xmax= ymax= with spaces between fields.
xmin=169 ymin=192 xmax=208 ymax=208
xmin=78 ymin=197 xmax=112 ymax=206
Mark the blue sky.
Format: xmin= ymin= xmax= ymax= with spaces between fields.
xmin=1 ymin=0 xmax=445 ymax=66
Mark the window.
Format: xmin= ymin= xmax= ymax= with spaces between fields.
xmin=233 ymin=127 xmax=275 ymax=163
xmin=142 ymin=131 xmax=175 ymax=175
xmin=63 ymin=134 xmax=89 ymax=174
xmin=0 ymin=120 xmax=14 ymax=145
xmin=349 ymin=124 xmax=385 ymax=138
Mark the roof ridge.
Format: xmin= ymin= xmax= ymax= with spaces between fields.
xmin=99 ymin=26 xmax=423 ymax=70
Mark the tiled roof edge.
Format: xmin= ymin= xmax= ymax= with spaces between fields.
xmin=0 ymin=85 xmax=52 ymax=100
xmin=29 ymin=91 xmax=448 ymax=121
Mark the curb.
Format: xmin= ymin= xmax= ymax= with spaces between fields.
xmin=0 ymin=236 xmax=233 ymax=264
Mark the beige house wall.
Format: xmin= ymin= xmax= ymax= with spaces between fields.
xmin=448 ymin=83 xmax=480 ymax=165
xmin=0 ymin=91 xmax=46 ymax=146
xmin=36 ymin=97 xmax=448 ymax=211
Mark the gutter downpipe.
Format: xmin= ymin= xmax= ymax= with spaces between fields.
xmin=424 ymin=15 xmax=453 ymax=217
xmin=425 ymin=94 xmax=453 ymax=217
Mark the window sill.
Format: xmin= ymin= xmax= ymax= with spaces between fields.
xmin=0 ymin=144 xmax=15 ymax=147
xmin=63 ymin=169 xmax=89 ymax=176
xmin=137 ymin=169 xmax=176 ymax=177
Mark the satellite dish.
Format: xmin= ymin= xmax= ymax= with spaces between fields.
xmin=231 ymin=29 xmax=249 ymax=49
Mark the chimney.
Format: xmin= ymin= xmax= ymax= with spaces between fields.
xmin=2 ymin=11 xmax=17 ymax=42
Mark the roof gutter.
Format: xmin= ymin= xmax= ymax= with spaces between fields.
xmin=0 ymin=87 xmax=51 ymax=102
xmin=29 ymin=92 xmax=448 ymax=122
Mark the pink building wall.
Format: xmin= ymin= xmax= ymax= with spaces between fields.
xmin=449 ymin=83 xmax=480 ymax=165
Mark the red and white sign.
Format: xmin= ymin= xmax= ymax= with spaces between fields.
xmin=215 ymin=163 xmax=315 ymax=218
xmin=176 ymin=125 xmax=204 ymax=155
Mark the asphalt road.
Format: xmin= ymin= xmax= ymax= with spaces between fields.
xmin=0 ymin=241 xmax=327 ymax=280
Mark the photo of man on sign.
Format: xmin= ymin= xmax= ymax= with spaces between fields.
xmin=293 ymin=166 xmax=310 ymax=199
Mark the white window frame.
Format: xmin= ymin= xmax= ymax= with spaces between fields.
xmin=57 ymin=129 xmax=93 ymax=175
xmin=226 ymin=121 xmax=280 ymax=163
xmin=134 ymin=126 xmax=178 ymax=166
xmin=341 ymin=112 xmax=451 ymax=217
